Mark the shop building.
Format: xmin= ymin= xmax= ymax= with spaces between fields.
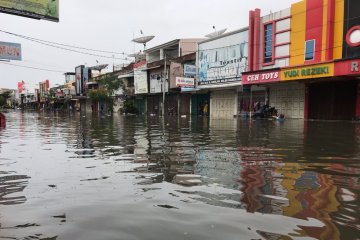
xmin=197 ymin=28 xmax=248 ymax=119
xmin=143 ymin=39 xmax=203 ymax=116
xmin=244 ymin=0 xmax=360 ymax=120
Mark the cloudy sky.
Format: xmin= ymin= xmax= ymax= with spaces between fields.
xmin=0 ymin=0 xmax=299 ymax=89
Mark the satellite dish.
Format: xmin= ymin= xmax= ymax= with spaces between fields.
xmin=89 ymin=64 xmax=108 ymax=72
xmin=132 ymin=30 xmax=155 ymax=50
xmin=205 ymin=28 xmax=227 ymax=38
xmin=132 ymin=35 xmax=155 ymax=44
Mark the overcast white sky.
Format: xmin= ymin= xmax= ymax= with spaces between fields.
xmin=0 ymin=0 xmax=299 ymax=89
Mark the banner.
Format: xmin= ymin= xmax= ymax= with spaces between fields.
xmin=0 ymin=41 xmax=21 ymax=60
xmin=75 ymin=66 xmax=82 ymax=95
xmin=199 ymin=41 xmax=247 ymax=85
xmin=0 ymin=0 xmax=59 ymax=22
xmin=134 ymin=60 xmax=148 ymax=94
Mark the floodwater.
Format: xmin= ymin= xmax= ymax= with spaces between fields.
xmin=0 ymin=111 xmax=359 ymax=240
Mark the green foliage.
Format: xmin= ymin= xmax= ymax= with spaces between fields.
xmin=123 ymin=100 xmax=138 ymax=114
xmin=88 ymin=89 xmax=110 ymax=102
xmin=97 ymin=74 xmax=123 ymax=96
xmin=0 ymin=95 xmax=5 ymax=107
xmin=0 ymin=92 xmax=10 ymax=107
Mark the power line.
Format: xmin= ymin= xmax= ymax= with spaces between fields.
xmin=0 ymin=61 xmax=67 ymax=73
xmin=0 ymin=29 xmax=129 ymax=55
xmin=0 ymin=29 xmax=131 ymax=60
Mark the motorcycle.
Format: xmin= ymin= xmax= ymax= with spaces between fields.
xmin=252 ymin=105 xmax=278 ymax=119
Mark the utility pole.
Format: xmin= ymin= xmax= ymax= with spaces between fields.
xmin=162 ymin=54 xmax=166 ymax=117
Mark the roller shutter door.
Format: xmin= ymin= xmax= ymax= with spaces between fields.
xmin=269 ymin=84 xmax=305 ymax=118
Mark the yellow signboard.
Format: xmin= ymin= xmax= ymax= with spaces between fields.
xmin=281 ymin=63 xmax=334 ymax=81
xmin=0 ymin=0 xmax=59 ymax=22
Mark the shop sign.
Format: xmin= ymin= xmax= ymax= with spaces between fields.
xmin=0 ymin=41 xmax=21 ymax=60
xmin=242 ymin=70 xmax=280 ymax=85
xmin=134 ymin=60 xmax=148 ymax=94
xmin=282 ymin=63 xmax=334 ymax=81
xmin=184 ymin=64 xmax=196 ymax=76
xmin=334 ymin=59 xmax=360 ymax=76
xmin=198 ymin=40 xmax=247 ymax=85
xmin=176 ymin=77 xmax=194 ymax=87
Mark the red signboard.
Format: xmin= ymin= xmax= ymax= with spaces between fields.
xmin=17 ymin=81 xmax=24 ymax=93
xmin=334 ymin=59 xmax=360 ymax=76
xmin=242 ymin=70 xmax=280 ymax=85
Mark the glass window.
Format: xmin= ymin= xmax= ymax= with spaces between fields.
xmin=264 ymin=23 xmax=273 ymax=63
xmin=305 ymin=40 xmax=315 ymax=61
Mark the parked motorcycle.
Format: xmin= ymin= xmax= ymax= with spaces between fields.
xmin=252 ymin=105 xmax=278 ymax=119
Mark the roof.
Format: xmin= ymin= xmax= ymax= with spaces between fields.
xmin=199 ymin=27 xmax=249 ymax=44
xmin=144 ymin=39 xmax=181 ymax=53
xmin=145 ymin=38 xmax=204 ymax=53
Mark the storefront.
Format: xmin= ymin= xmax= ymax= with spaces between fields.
xmin=242 ymin=69 xmax=281 ymax=116
xmin=191 ymin=93 xmax=210 ymax=116
xmin=307 ymin=80 xmax=357 ymax=120
xmin=269 ymin=83 xmax=305 ymax=119
xmin=134 ymin=96 xmax=146 ymax=115
xmin=280 ymin=63 xmax=334 ymax=119
xmin=210 ymin=89 xmax=238 ymax=119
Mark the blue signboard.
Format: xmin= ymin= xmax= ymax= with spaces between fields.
xmin=184 ymin=64 xmax=196 ymax=76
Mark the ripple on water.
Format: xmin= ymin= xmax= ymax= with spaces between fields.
xmin=0 ymin=113 xmax=359 ymax=239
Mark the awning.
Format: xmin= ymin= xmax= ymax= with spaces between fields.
xmin=144 ymin=65 xmax=161 ymax=70
xmin=197 ymin=82 xmax=241 ymax=89
xmin=86 ymin=82 xmax=98 ymax=85
xmin=118 ymin=73 xmax=134 ymax=79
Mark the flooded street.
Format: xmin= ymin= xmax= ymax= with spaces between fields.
xmin=0 ymin=111 xmax=359 ymax=240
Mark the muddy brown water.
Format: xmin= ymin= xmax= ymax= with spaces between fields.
xmin=0 ymin=111 xmax=359 ymax=240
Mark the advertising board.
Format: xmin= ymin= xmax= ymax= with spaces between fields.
xmin=0 ymin=0 xmax=59 ymax=22
xmin=0 ymin=41 xmax=21 ymax=60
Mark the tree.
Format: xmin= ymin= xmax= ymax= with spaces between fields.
xmin=96 ymin=74 xmax=123 ymax=96
xmin=88 ymin=73 xmax=124 ymax=114
xmin=0 ymin=92 xmax=10 ymax=108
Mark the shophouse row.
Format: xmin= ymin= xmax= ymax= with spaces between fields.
xmin=108 ymin=0 xmax=355 ymax=120
xmin=15 ymin=0 xmax=360 ymax=120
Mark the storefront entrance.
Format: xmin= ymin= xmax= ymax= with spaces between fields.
xmin=308 ymin=80 xmax=357 ymax=120
xmin=191 ymin=94 xmax=210 ymax=116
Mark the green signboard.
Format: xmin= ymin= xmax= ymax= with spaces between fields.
xmin=0 ymin=0 xmax=59 ymax=22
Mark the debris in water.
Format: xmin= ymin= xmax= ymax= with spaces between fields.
xmin=156 ymin=204 xmax=178 ymax=209
xmin=174 ymin=174 xmax=202 ymax=186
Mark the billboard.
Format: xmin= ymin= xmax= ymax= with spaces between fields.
xmin=75 ymin=65 xmax=83 ymax=95
xmin=83 ymin=67 xmax=90 ymax=91
xmin=134 ymin=60 xmax=148 ymax=94
xmin=149 ymin=69 xmax=168 ymax=94
xmin=198 ymin=30 xmax=248 ymax=85
xmin=0 ymin=41 xmax=21 ymax=60
xmin=0 ymin=0 xmax=59 ymax=22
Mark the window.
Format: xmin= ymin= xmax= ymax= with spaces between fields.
xmin=264 ymin=23 xmax=273 ymax=63
xmin=305 ymin=40 xmax=315 ymax=61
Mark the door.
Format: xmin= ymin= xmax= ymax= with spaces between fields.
xmin=211 ymin=90 xmax=237 ymax=119
xmin=270 ymin=84 xmax=305 ymax=118
xmin=191 ymin=94 xmax=210 ymax=115
xmin=308 ymin=80 xmax=356 ymax=120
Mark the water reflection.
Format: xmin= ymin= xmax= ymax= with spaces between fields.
xmin=0 ymin=112 xmax=359 ymax=240
xmin=0 ymin=173 xmax=29 ymax=205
